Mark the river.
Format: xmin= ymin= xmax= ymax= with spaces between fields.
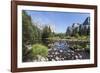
xmin=47 ymin=41 xmax=90 ymax=61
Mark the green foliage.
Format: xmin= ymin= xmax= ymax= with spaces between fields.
xmin=72 ymin=45 xmax=82 ymax=49
xmin=30 ymin=44 xmax=48 ymax=58
xmin=22 ymin=11 xmax=33 ymax=61
xmin=22 ymin=10 xmax=42 ymax=45
xmin=42 ymin=25 xmax=52 ymax=45
xmin=54 ymin=33 xmax=66 ymax=39
xmin=22 ymin=10 xmax=42 ymax=61
xmin=42 ymin=26 xmax=52 ymax=38
xmin=22 ymin=10 xmax=33 ymax=44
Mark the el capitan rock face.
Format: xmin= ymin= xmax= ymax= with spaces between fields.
xmin=66 ymin=17 xmax=90 ymax=36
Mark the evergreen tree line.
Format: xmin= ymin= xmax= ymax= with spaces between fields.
xmin=22 ymin=11 xmax=53 ymax=45
xmin=22 ymin=11 xmax=52 ymax=61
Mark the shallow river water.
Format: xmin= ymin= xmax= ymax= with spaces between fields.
xmin=47 ymin=41 xmax=90 ymax=61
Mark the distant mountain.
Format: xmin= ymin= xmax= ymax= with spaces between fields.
xmin=83 ymin=17 xmax=90 ymax=25
xmin=72 ymin=23 xmax=80 ymax=28
xmin=66 ymin=17 xmax=90 ymax=36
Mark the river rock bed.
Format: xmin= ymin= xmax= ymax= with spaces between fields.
xmin=47 ymin=41 xmax=90 ymax=61
xmin=26 ymin=41 xmax=90 ymax=62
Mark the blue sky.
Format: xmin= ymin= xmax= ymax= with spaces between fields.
xmin=25 ymin=10 xmax=90 ymax=33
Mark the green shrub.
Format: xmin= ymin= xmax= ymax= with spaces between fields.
xmin=30 ymin=44 xmax=48 ymax=58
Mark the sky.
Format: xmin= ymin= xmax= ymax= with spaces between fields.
xmin=25 ymin=10 xmax=90 ymax=33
